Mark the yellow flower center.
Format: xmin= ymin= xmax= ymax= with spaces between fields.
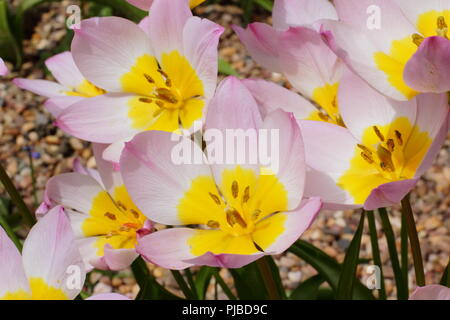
xmin=65 ymin=79 xmax=106 ymax=97
xmin=1 ymin=278 xmax=69 ymax=300
xmin=307 ymin=83 xmax=345 ymax=127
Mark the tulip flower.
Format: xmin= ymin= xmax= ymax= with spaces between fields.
xmin=409 ymin=285 xmax=450 ymax=300
xmin=127 ymin=0 xmax=205 ymax=11
xmin=234 ymin=0 xmax=345 ymax=126
xmin=0 ymin=206 xmax=86 ymax=300
xmin=320 ymin=0 xmax=450 ymax=100
xmin=13 ymin=52 xmax=104 ymax=117
xmin=298 ymin=69 xmax=449 ymax=210
xmin=56 ymin=0 xmax=224 ymax=163
xmin=0 ymin=57 xmax=8 ymax=76
xmin=38 ymin=144 xmax=151 ymax=271
xmin=120 ymin=77 xmax=322 ymax=270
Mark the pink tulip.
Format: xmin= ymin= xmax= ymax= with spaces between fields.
xmin=13 ymin=52 xmax=102 ymax=117
xmin=234 ymin=0 xmax=345 ymax=126
xmin=38 ymin=144 xmax=152 ymax=271
xmin=120 ymin=77 xmax=322 ymax=270
xmin=127 ymin=0 xmax=205 ymax=11
xmin=320 ymin=0 xmax=450 ymax=100
xmin=0 ymin=207 xmax=86 ymax=300
xmin=56 ymin=0 xmax=224 ymax=165
xmin=409 ymin=285 xmax=450 ymax=300
xmin=297 ymin=70 xmax=449 ymax=210
xmin=0 ymin=58 xmax=8 ymax=76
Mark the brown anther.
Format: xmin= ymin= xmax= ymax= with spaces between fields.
xmin=251 ymin=209 xmax=261 ymax=221
xmin=231 ymin=181 xmax=239 ymax=199
xmin=357 ymin=144 xmax=372 ymax=154
xmin=104 ymin=212 xmax=117 ymax=220
xmin=156 ymin=88 xmax=178 ymax=104
xmin=331 ymin=96 xmax=338 ymax=108
xmin=387 ymin=139 xmax=395 ymax=152
xmin=377 ymin=145 xmax=395 ymax=172
xmin=373 ymin=126 xmax=385 ymax=141
xmin=155 ymin=100 xmax=165 ymax=108
xmin=143 ymin=73 xmax=155 ymax=84
xmin=226 ymin=209 xmax=247 ymax=228
xmin=130 ymin=209 xmax=140 ymax=219
xmin=139 ymin=97 xmax=153 ymax=104
xmin=157 ymin=69 xmax=169 ymax=79
xmin=119 ymin=225 xmax=131 ymax=232
xmin=253 ymin=241 xmax=265 ymax=252
xmin=207 ymin=220 xmax=220 ymax=229
xmin=360 ymin=152 xmax=374 ymax=164
xmin=116 ymin=201 xmax=127 ymax=211
xmin=165 ymin=79 xmax=172 ymax=87
xmin=123 ymin=222 xmax=139 ymax=229
xmin=243 ymin=186 xmax=250 ymax=203
xmin=394 ymin=130 xmax=403 ymax=146
xmin=412 ymin=33 xmax=424 ymax=47
xmin=318 ymin=112 xmax=329 ymax=122
xmin=209 ymin=192 xmax=221 ymax=205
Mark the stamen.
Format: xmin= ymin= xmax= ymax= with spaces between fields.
xmin=357 ymin=144 xmax=372 ymax=154
xmin=209 ymin=192 xmax=221 ymax=205
xmin=437 ymin=16 xmax=448 ymax=39
xmin=253 ymin=241 xmax=265 ymax=252
xmin=155 ymin=100 xmax=165 ymax=108
xmin=318 ymin=112 xmax=329 ymax=122
xmin=119 ymin=225 xmax=131 ymax=232
xmin=226 ymin=209 xmax=247 ymax=228
xmin=377 ymin=145 xmax=395 ymax=172
xmin=251 ymin=209 xmax=261 ymax=221
xmin=157 ymin=69 xmax=169 ymax=79
xmin=153 ymin=108 xmax=163 ymax=118
xmin=165 ymin=79 xmax=172 ymax=88
xmin=123 ymin=222 xmax=139 ymax=229
xmin=412 ymin=33 xmax=424 ymax=47
xmin=207 ymin=220 xmax=220 ymax=229
xmin=373 ymin=126 xmax=385 ymax=142
xmin=143 ymin=73 xmax=155 ymax=84
xmin=116 ymin=201 xmax=127 ymax=211
xmin=395 ymin=130 xmax=403 ymax=146
xmin=360 ymin=152 xmax=374 ymax=164
xmin=139 ymin=97 xmax=153 ymax=104
xmin=387 ymin=139 xmax=395 ymax=152
xmin=104 ymin=212 xmax=117 ymax=220
xmin=156 ymin=88 xmax=178 ymax=104
xmin=231 ymin=181 xmax=239 ymax=199
xmin=243 ymin=186 xmax=250 ymax=203
xmin=130 ymin=209 xmax=140 ymax=219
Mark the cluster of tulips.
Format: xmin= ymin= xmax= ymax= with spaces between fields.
xmin=0 ymin=0 xmax=449 ymax=300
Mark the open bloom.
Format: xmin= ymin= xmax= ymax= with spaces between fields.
xmin=234 ymin=0 xmax=346 ymax=125
xmin=298 ymin=69 xmax=449 ymax=210
xmin=13 ymin=51 xmax=104 ymax=117
xmin=56 ymin=0 xmax=224 ymax=163
xmin=38 ymin=144 xmax=151 ymax=271
xmin=0 ymin=58 xmax=8 ymax=76
xmin=321 ymin=0 xmax=450 ymax=100
xmin=0 ymin=207 xmax=85 ymax=300
xmin=120 ymin=77 xmax=322 ymax=270
xmin=127 ymin=0 xmax=205 ymax=11
xmin=409 ymin=285 xmax=450 ymax=300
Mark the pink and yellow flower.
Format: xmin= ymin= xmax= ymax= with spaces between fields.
xmin=56 ymin=0 xmax=224 ymax=159
xmin=0 ymin=57 xmax=8 ymax=76
xmin=298 ymin=70 xmax=449 ymax=210
xmin=321 ymin=0 xmax=450 ymax=100
xmin=120 ymin=77 xmax=322 ymax=270
xmin=409 ymin=285 xmax=450 ymax=300
xmin=13 ymin=51 xmax=104 ymax=117
xmin=39 ymin=144 xmax=151 ymax=271
xmin=0 ymin=207 xmax=85 ymax=300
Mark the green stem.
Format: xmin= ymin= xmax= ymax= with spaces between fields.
xmin=0 ymin=161 xmax=35 ymax=226
xmin=366 ymin=210 xmax=386 ymax=300
xmin=256 ymin=256 xmax=281 ymax=300
xmin=401 ymin=210 xmax=409 ymax=293
xmin=213 ymin=270 xmax=237 ymax=300
xmin=27 ymin=150 xmax=38 ymax=208
xmin=171 ymin=270 xmax=197 ymax=300
xmin=401 ymin=194 xmax=425 ymax=287
xmin=0 ymin=211 xmax=22 ymax=250
xmin=378 ymin=207 xmax=408 ymax=299
xmin=184 ymin=269 xmax=198 ymax=299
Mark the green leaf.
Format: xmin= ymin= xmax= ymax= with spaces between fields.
xmin=336 ymin=212 xmax=366 ymax=300
xmin=254 ymin=0 xmax=273 ymax=11
xmin=290 ymin=275 xmax=325 ymax=300
xmin=265 ymin=256 xmax=287 ymax=299
xmin=87 ymin=0 xmax=146 ymax=22
xmin=0 ymin=0 xmax=21 ymax=65
xmin=229 ymin=261 xmax=267 ymax=299
xmin=218 ymin=58 xmax=239 ymax=77
xmin=194 ymin=267 xmax=215 ymax=299
xmin=131 ymin=257 xmax=182 ymax=300
xmin=288 ymin=240 xmax=374 ymax=300
xmin=440 ymin=258 xmax=449 ymax=287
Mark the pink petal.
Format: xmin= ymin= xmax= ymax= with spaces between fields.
xmin=102 ymin=244 xmax=139 ymax=271
xmin=45 ymin=51 xmax=85 ymax=89
xmin=13 ymin=78 xmax=65 ymax=98
xmin=273 ymin=0 xmax=337 ymax=30
xmin=233 ymin=23 xmax=282 ymax=73
xmin=409 ymin=285 xmax=450 ymax=300
xmin=92 ymin=143 xmax=123 ymax=193
xmin=22 ymin=206 xmax=86 ymax=299
xmin=0 ymin=225 xmax=29 ymax=298
xmin=241 ymin=79 xmax=317 ymax=119
xmin=87 ymin=293 xmax=131 ymax=300
xmin=363 ymin=179 xmax=419 ymax=210
xmin=0 ymin=58 xmax=8 ymax=76
xmin=44 ymin=96 xmax=85 ymax=118
xmin=404 ymin=36 xmax=450 ymax=93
